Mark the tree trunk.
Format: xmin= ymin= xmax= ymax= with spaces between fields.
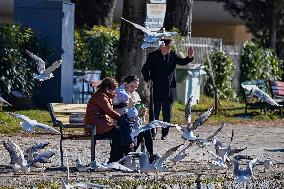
xmin=164 ymin=0 xmax=194 ymax=36
xmin=269 ymin=6 xmax=277 ymax=50
xmin=72 ymin=0 xmax=117 ymax=27
xmin=118 ymin=0 xmax=148 ymax=101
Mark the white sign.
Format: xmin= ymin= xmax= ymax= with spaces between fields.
xmin=150 ymin=0 xmax=166 ymax=3
xmin=146 ymin=4 xmax=167 ymax=32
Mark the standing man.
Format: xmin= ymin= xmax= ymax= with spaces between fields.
xmin=141 ymin=38 xmax=194 ymax=140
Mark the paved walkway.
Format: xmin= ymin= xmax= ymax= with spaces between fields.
xmin=0 ymin=121 xmax=283 ymax=188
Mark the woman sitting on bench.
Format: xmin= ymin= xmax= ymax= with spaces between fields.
xmin=83 ymin=77 xmax=122 ymax=163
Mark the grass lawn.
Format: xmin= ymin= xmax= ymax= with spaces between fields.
xmin=0 ymin=95 xmax=281 ymax=134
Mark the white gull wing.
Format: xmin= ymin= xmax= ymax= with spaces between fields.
xmin=196 ymin=123 xmax=225 ymax=148
xmin=3 ymin=139 xmax=27 ymax=166
xmin=130 ymin=120 xmax=177 ymax=139
xmin=117 ymin=154 xmax=137 ymax=171
xmin=175 ymin=125 xmax=197 ymax=140
xmin=24 ymin=142 xmax=49 ymax=155
xmin=32 ymin=122 xmax=60 ymax=134
xmin=185 ymin=96 xmax=193 ymax=126
xmin=241 ymin=84 xmax=257 ymax=92
xmin=154 ymin=144 xmax=183 ymax=171
xmin=233 ymin=158 xmax=258 ymax=183
xmin=121 ymin=17 xmax=153 ymax=35
xmin=69 ymin=182 xmax=107 ymax=189
xmin=141 ymin=40 xmax=164 ymax=49
xmin=29 ymin=151 xmax=55 ymax=165
xmin=26 ymin=50 xmax=45 ymax=74
xmin=252 ymin=86 xmax=282 ymax=106
xmin=169 ymin=142 xmax=194 ymax=163
xmin=0 ymin=96 xmax=12 ymax=106
xmin=106 ymin=162 xmax=134 ymax=172
xmin=14 ymin=113 xmax=34 ymax=122
xmin=212 ymin=137 xmax=223 ymax=149
xmin=128 ymin=152 xmax=154 ymax=172
xmin=191 ymin=106 xmax=214 ymax=130
xmin=42 ymin=60 xmax=62 ymax=75
xmin=205 ymin=123 xmax=225 ymax=142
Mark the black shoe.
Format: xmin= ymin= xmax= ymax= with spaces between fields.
xmin=149 ymin=154 xmax=160 ymax=164
xmin=161 ymin=136 xmax=167 ymax=140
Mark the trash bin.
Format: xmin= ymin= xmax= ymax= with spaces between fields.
xmin=73 ymin=70 xmax=101 ymax=104
xmin=176 ymin=64 xmax=206 ymax=105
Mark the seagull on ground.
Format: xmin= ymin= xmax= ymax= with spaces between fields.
xmin=3 ymin=139 xmax=30 ymax=173
xmin=0 ymin=96 xmax=12 ymax=106
xmin=28 ymin=151 xmax=55 ymax=165
xmin=241 ymin=84 xmax=282 ymax=107
xmin=232 ymin=155 xmax=258 ymax=183
xmin=256 ymin=157 xmax=273 ymax=172
xmin=263 ymin=157 xmax=273 ymax=171
xmin=26 ymin=50 xmax=62 ymax=81
xmin=24 ymin=142 xmax=49 ymax=155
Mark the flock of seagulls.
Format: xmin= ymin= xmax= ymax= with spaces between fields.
xmin=0 ymin=50 xmax=279 ymax=187
xmin=3 ymin=139 xmax=55 ymax=173
xmin=0 ymin=90 xmax=276 ymax=186
xmin=121 ymin=17 xmax=179 ymax=49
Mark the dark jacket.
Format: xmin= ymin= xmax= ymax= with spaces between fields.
xmin=83 ymin=88 xmax=120 ymax=134
xmin=117 ymin=114 xmax=134 ymax=146
xmin=141 ymin=49 xmax=194 ymax=102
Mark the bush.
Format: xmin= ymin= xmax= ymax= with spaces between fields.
xmin=240 ymin=41 xmax=282 ymax=82
xmin=0 ymin=24 xmax=51 ymax=97
xmin=74 ymin=26 xmax=119 ymax=77
xmin=204 ymin=50 xmax=236 ymax=100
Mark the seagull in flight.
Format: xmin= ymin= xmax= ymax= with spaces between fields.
xmin=130 ymin=120 xmax=177 ymax=139
xmin=241 ymin=84 xmax=282 ymax=107
xmin=121 ymin=17 xmax=179 ymax=49
xmin=26 ymin=50 xmax=62 ymax=81
xmin=169 ymin=142 xmax=194 ymax=164
xmin=11 ymin=113 xmax=60 ymax=134
xmin=0 ymin=96 xmax=12 ymax=107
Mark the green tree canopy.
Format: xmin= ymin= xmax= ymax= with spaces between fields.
xmin=219 ymin=0 xmax=284 ymax=58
